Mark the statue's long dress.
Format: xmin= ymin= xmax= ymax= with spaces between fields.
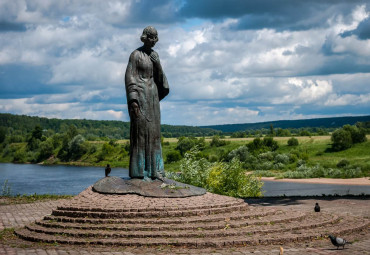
xmin=125 ymin=47 xmax=169 ymax=179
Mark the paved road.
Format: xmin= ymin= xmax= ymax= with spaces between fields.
xmin=1 ymin=197 xmax=369 ymax=255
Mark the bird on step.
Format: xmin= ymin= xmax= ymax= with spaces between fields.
xmin=329 ymin=235 xmax=351 ymax=249
xmin=314 ymin=202 xmax=320 ymax=212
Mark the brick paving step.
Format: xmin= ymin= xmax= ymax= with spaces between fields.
xmin=57 ymin=200 xmax=246 ymax=212
xmin=51 ymin=204 xmax=249 ymax=218
xmin=37 ymin=211 xmax=309 ymax=231
xmin=15 ymin=217 xmax=369 ymax=247
xmin=43 ymin=207 xmax=278 ymax=225
xmin=61 ymin=189 xmax=244 ymax=212
xmin=26 ymin=213 xmax=339 ymax=239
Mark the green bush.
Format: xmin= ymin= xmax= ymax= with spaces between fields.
xmin=263 ymin=137 xmax=279 ymax=151
xmin=210 ymin=135 xmax=228 ymax=147
xmin=173 ymin=147 xmax=263 ymax=197
xmin=68 ymin=135 xmax=88 ymax=160
xmin=331 ymin=128 xmax=352 ymax=151
xmin=38 ymin=139 xmax=54 ymax=161
xmin=166 ymin=150 xmax=182 ymax=163
xmin=287 ymin=137 xmax=299 ymax=146
xmin=176 ymin=137 xmax=205 ymax=155
xmin=331 ymin=124 xmax=367 ymax=151
xmin=343 ymin=125 xmax=367 ymax=144
xmin=337 ymin=159 xmax=350 ymax=168
xmin=227 ymin=146 xmax=249 ymax=162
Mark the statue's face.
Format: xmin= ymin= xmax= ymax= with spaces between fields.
xmin=145 ymin=32 xmax=158 ymax=48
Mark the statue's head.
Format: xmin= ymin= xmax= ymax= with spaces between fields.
xmin=141 ymin=26 xmax=158 ymax=48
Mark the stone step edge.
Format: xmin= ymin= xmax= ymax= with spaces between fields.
xmin=57 ymin=200 xmax=246 ymax=213
xmin=43 ymin=209 xmax=278 ymax=224
xmin=52 ymin=204 xmax=248 ymax=218
xmin=37 ymin=211 xmax=309 ymax=231
xmin=28 ymin=214 xmax=340 ymax=239
xmin=15 ymin=221 xmax=369 ymax=248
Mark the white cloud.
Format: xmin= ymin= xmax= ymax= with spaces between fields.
xmin=0 ymin=1 xmax=369 ymax=125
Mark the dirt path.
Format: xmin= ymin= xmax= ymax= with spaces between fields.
xmin=261 ymin=177 xmax=370 ymax=185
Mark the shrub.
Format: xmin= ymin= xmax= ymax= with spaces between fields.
xmin=166 ymin=150 xmax=182 ymax=163
xmin=38 ymin=139 xmax=54 ymax=161
xmin=274 ymin=154 xmax=289 ymax=164
xmin=174 ymin=147 xmax=263 ymax=197
xmin=343 ymin=125 xmax=367 ymax=144
xmin=288 ymin=153 xmax=298 ymax=163
xmin=176 ymin=147 xmax=211 ymax=187
xmin=227 ymin=146 xmax=250 ymax=162
xmin=263 ymin=137 xmax=279 ymax=151
xmin=336 ymin=159 xmax=350 ymax=168
xmin=68 ymin=135 xmax=88 ymax=160
xmin=176 ymin=137 xmax=205 ymax=155
xmin=207 ymin=158 xmax=263 ymax=197
xmin=13 ymin=148 xmax=27 ymax=163
xmin=210 ymin=135 xmax=227 ymax=147
xmin=331 ymin=129 xmax=352 ymax=151
xmin=208 ymin=154 xmax=219 ymax=162
xmin=287 ymin=137 xmax=299 ymax=146
xmin=258 ymin=151 xmax=275 ymax=161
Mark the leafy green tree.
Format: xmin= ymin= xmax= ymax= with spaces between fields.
xmin=343 ymin=124 xmax=367 ymax=144
xmin=299 ymin=129 xmax=311 ymax=136
xmin=38 ymin=139 xmax=54 ymax=161
xmin=67 ymin=125 xmax=78 ymax=139
xmin=176 ymin=137 xmax=205 ymax=155
xmin=31 ymin=125 xmax=43 ymax=140
xmin=210 ymin=135 xmax=227 ymax=147
xmin=269 ymin=124 xmax=275 ymax=136
xmin=287 ymin=137 xmax=299 ymax=146
xmin=68 ymin=134 xmax=87 ymax=160
xmin=276 ymin=128 xmax=291 ymax=137
xmin=0 ymin=126 xmax=6 ymax=143
xmin=263 ymin=137 xmax=279 ymax=151
xmin=166 ymin=150 xmax=182 ymax=163
xmin=331 ymin=129 xmax=352 ymax=151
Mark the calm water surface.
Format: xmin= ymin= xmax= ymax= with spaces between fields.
xmin=0 ymin=163 xmax=369 ymax=196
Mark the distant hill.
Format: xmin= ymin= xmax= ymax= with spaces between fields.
xmin=0 ymin=113 xmax=218 ymax=139
xmin=1 ymin=113 xmax=369 ymax=138
xmin=200 ymin=115 xmax=370 ymax=132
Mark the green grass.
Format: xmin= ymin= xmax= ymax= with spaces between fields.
xmin=0 ymin=194 xmax=73 ymax=205
xmin=1 ymin=135 xmax=369 ymax=178
xmin=0 ymin=228 xmax=15 ymax=241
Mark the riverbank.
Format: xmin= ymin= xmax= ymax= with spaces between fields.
xmin=261 ymin=177 xmax=370 ymax=185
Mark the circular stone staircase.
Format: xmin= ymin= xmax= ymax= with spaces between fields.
xmin=15 ymin=186 xmax=369 ymax=247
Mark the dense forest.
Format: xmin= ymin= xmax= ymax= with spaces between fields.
xmin=0 ymin=113 xmax=219 ymax=139
xmin=0 ymin=113 xmax=369 ymax=190
xmin=202 ymin=115 xmax=370 ymax=133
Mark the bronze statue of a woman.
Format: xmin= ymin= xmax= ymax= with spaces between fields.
xmin=125 ymin=26 xmax=169 ymax=180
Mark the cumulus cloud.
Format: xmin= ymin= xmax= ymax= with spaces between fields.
xmin=0 ymin=0 xmax=369 ymax=125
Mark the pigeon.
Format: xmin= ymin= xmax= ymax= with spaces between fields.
xmin=314 ymin=202 xmax=320 ymax=212
xmin=329 ymin=235 xmax=351 ymax=249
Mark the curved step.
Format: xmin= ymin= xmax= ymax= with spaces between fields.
xmin=38 ymin=211 xmax=309 ymax=232
xmin=43 ymin=207 xmax=277 ymax=225
xmin=27 ymin=213 xmax=338 ymax=239
xmin=15 ymin=217 xmax=369 ymax=247
xmin=51 ymin=204 xmax=248 ymax=218
xmin=57 ymin=200 xmax=246 ymax=213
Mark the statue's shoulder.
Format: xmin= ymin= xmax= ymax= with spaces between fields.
xmin=130 ymin=49 xmax=141 ymax=58
xmin=151 ymin=49 xmax=158 ymax=56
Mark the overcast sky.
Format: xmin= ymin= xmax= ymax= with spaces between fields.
xmin=0 ymin=0 xmax=369 ymax=126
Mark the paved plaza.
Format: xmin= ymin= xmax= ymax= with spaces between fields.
xmin=0 ymin=196 xmax=369 ymax=255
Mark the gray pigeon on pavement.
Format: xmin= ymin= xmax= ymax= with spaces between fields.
xmin=329 ymin=235 xmax=351 ymax=249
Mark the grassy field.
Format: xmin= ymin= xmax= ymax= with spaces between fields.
xmin=2 ymin=135 xmax=369 ymax=178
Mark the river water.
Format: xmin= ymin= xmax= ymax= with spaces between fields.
xmin=0 ymin=163 xmax=369 ymax=197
